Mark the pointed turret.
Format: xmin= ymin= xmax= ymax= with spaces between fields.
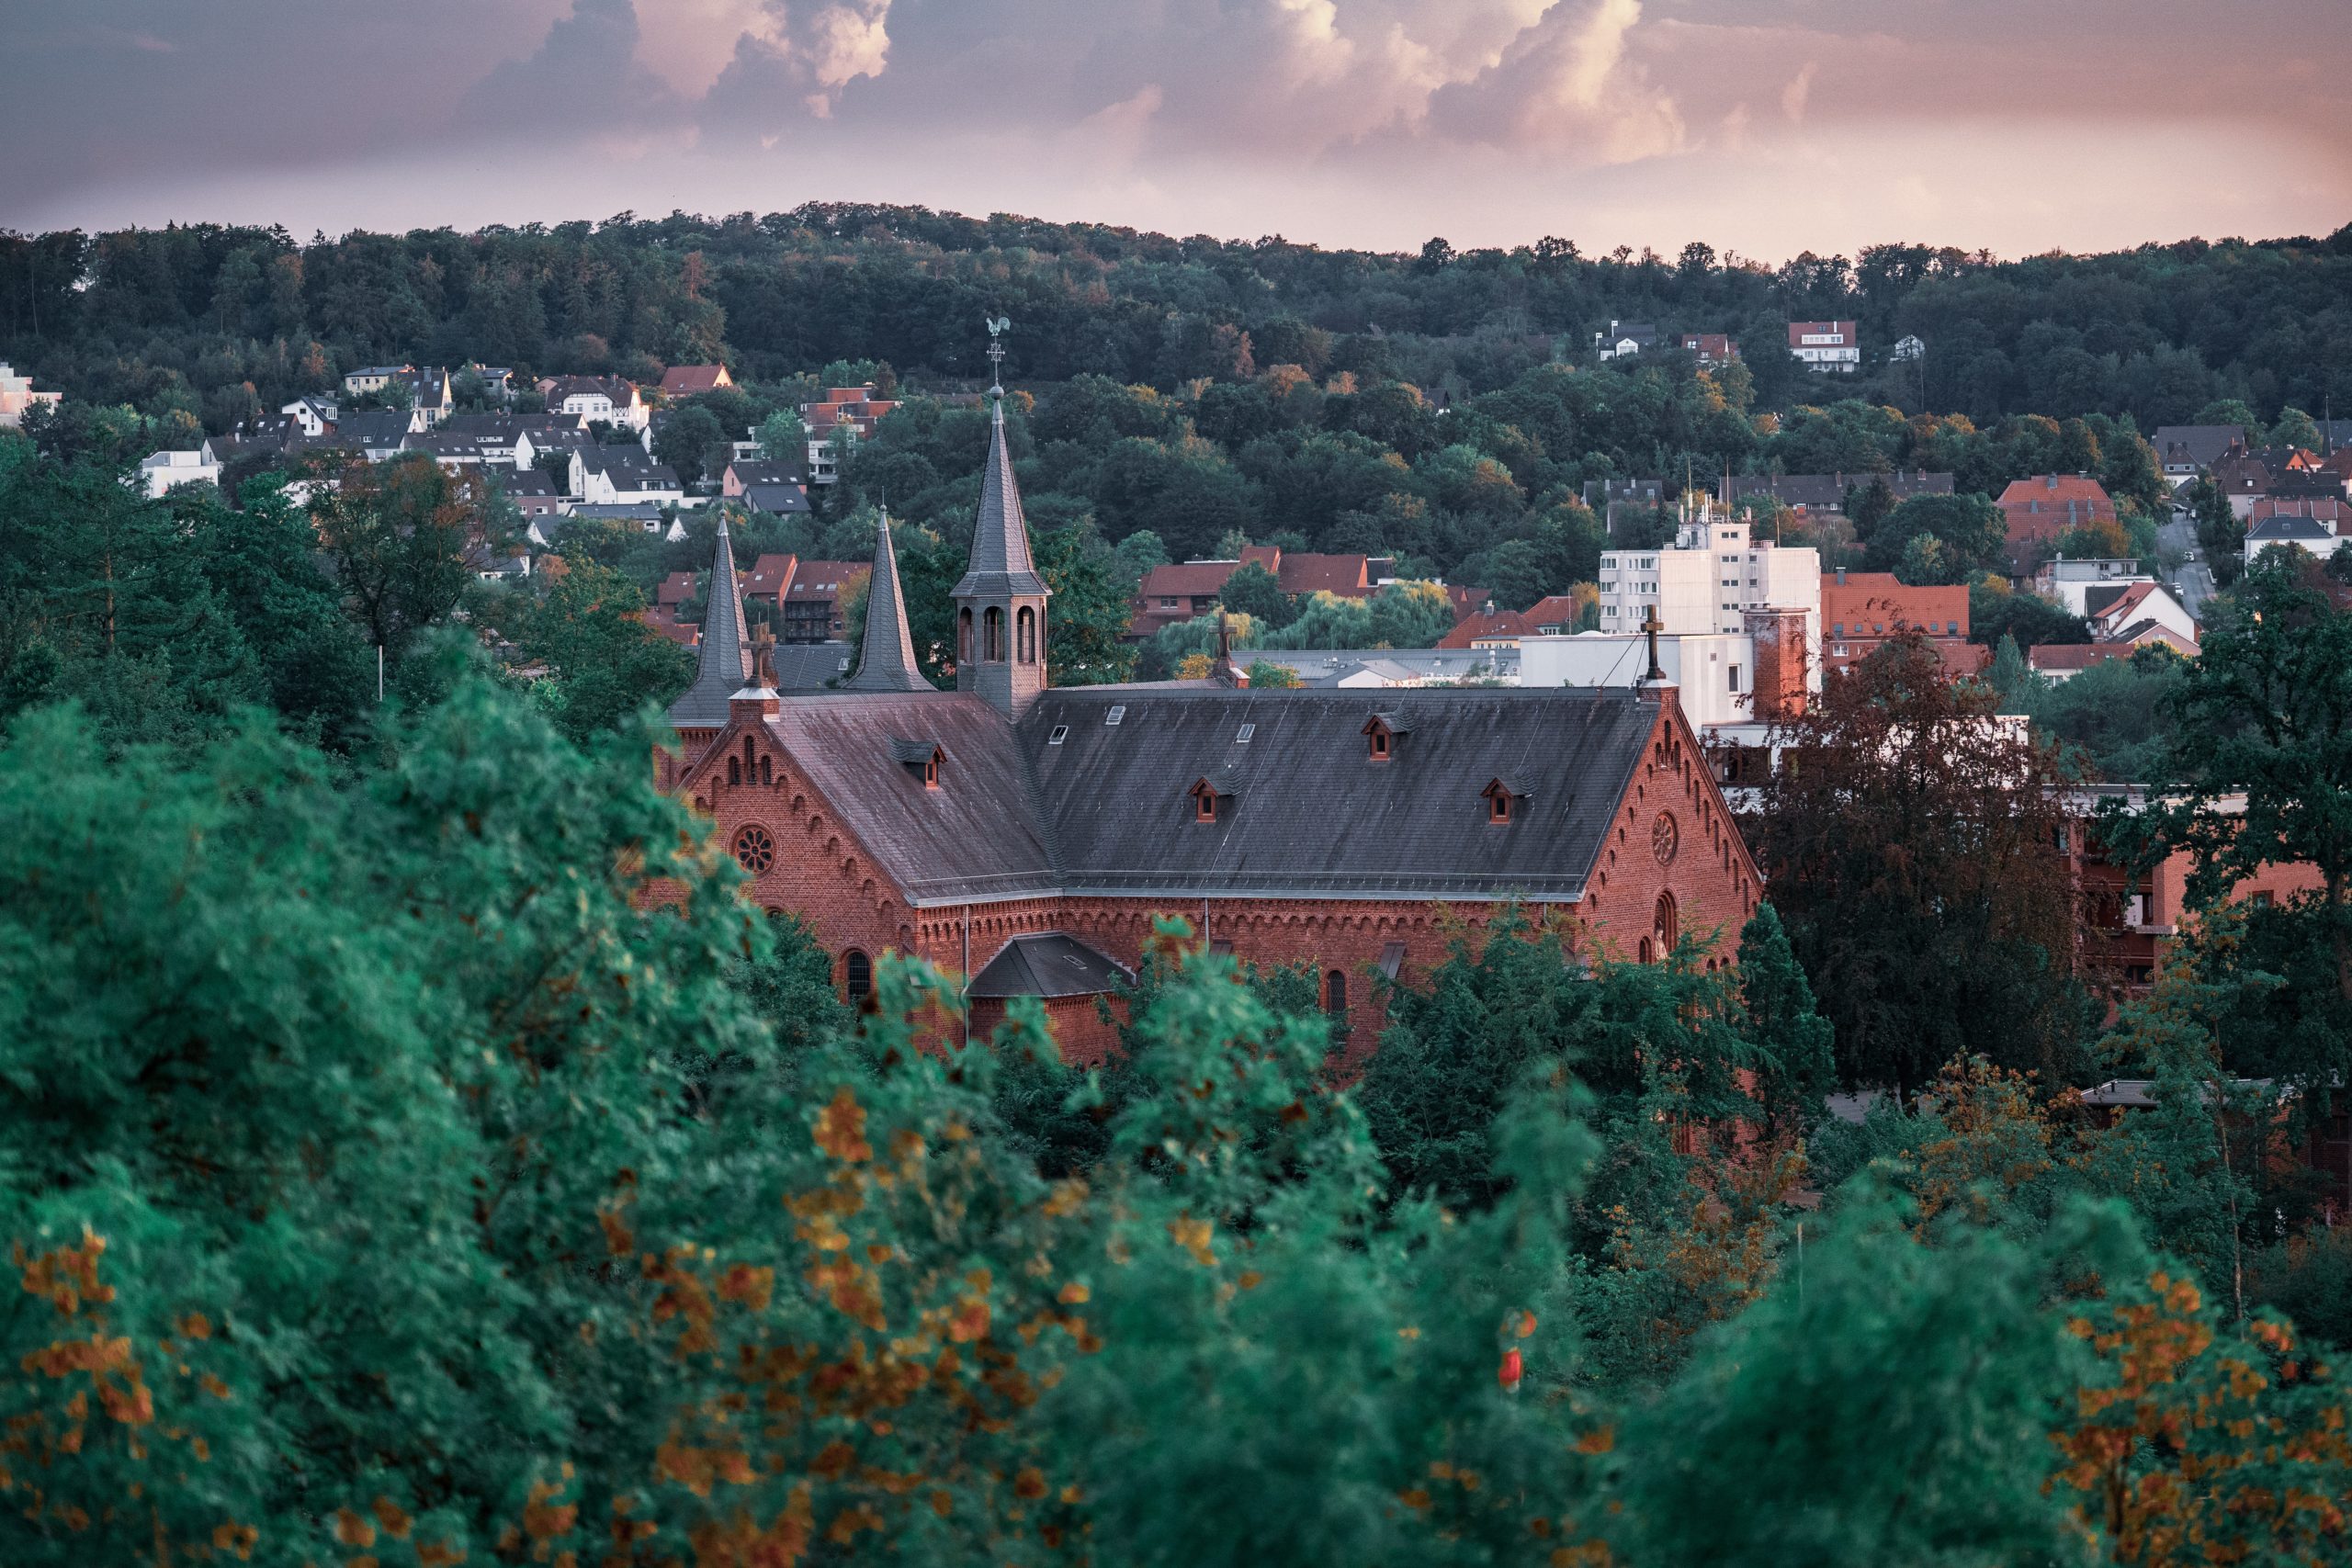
xmin=953 ymin=321 xmax=1051 ymax=716
xmin=845 ymin=509 xmax=935 ymax=693
xmin=952 ymin=395 xmax=1049 ymax=602
xmin=669 ymin=513 xmax=753 ymax=728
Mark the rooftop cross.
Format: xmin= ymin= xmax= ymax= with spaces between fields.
xmin=1642 ymin=603 xmax=1666 ymax=682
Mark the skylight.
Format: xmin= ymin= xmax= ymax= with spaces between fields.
xmin=1047 ymin=725 xmax=1069 ymax=745
xmin=1236 ymin=723 xmax=1256 ymax=743
xmin=1105 ymin=705 xmax=1126 ymax=727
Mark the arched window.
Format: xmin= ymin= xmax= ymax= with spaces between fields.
xmin=1323 ymin=969 xmax=1348 ymax=1016
xmin=758 ymin=755 xmax=772 ymax=784
xmin=843 ymin=949 xmax=873 ymax=1010
xmin=984 ymin=607 xmax=1005 ymax=661
xmin=727 ymin=756 xmax=741 ymax=784
xmin=1016 ymin=606 xmax=1036 ymax=664
xmin=1653 ymin=892 xmax=1679 ymax=955
xmin=1637 ymin=936 xmax=1655 ymax=964
xmin=957 ymin=607 xmax=974 ymax=664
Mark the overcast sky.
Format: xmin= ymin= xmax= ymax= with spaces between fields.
xmin=6 ymin=0 xmax=2347 ymax=260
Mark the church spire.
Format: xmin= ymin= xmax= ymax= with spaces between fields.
xmin=668 ymin=512 xmax=753 ymax=728
xmin=952 ymin=376 xmax=1048 ymax=601
xmin=953 ymin=318 xmax=1051 ymax=716
xmin=844 ymin=506 xmax=934 ymax=693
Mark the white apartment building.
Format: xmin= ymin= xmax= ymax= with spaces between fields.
xmin=1596 ymin=513 xmax=1822 ymax=653
xmin=1521 ymin=631 xmax=1770 ymax=725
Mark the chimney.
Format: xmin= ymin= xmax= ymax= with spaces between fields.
xmin=1744 ymin=607 xmax=1808 ymax=721
xmin=1835 ymin=566 xmax=1847 ymax=585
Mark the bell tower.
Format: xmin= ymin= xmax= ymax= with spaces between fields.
xmin=953 ymin=318 xmax=1050 ymax=716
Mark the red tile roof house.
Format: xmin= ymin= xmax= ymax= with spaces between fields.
xmin=1820 ymin=570 xmax=1983 ymax=677
xmin=1996 ymin=475 xmax=2118 ymax=571
xmin=658 ymin=365 xmax=734 ymax=399
xmin=1128 ymin=547 xmax=1393 ymax=640
xmin=744 ymin=553 xmax=799 ymax=613
xmin=1437 ymin=608 xmax=1525 ymax=649
xmin=1788 ymin=321 xmax=1860 ymax=373
xmin=2029 ymin=639 xmax=2193 ymax=682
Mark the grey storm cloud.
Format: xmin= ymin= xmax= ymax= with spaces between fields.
xmin=2 ymin=0 xmax=2347 ymax=254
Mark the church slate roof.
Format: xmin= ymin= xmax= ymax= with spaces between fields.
xmin=725 ymin=686 xmax=1666 ymax=908
xmin=1011 ymin=686 xmax=1660 ymax=904
xmin=758 ymin=693 xmax=1062 ymax=903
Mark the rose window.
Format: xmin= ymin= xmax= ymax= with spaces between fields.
xmin=1651 ymin=810 xmax=1679 ymax=866
xmin=732 ymin=824 xmax=776 ymax=874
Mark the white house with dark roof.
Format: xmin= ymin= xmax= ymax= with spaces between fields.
xmin=2244 ymin=512 xmax=2339 ymax=569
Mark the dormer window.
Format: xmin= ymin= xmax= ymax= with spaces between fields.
xmin=888 ymin=737 xmax=944 ymax=789
xmin=1482 ymin=776 xmax=1525 ymax=824
xmin=1190 ymin=780 xmax=1220 ymax=822
xmin=1363 ymin=711 xmax=1408 ymax=761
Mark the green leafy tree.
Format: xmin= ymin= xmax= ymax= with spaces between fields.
xmin=2109 ymin=556 xmax=2352 ymax=1096
xmin=1214 ymin=559 xmax=1293 ymax=626
xmin=498 ymin=552 xmax=694 ymax=742
xmin=1243 ymin=658 xmax=1299 ymax=689
xmin=652 ymin=402 xmax=725 ymax=486
xmin=1035 ymin=521 xmax=1138 ymax=685
xmin=311 ymin=456 xmax=491 ymax=666
xmin=1749 ymin=634 xmax=2092 ymax=1096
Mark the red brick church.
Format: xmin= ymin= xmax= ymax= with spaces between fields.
xmin=658 ymin=363 xmax=1765 ymax=1062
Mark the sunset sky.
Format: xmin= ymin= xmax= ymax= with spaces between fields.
xmin=6 ymin=0 xmax=2348 ymax=260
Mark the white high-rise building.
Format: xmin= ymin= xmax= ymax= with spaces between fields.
xmin=1595 ymin=506 xmax=1821 ymax=660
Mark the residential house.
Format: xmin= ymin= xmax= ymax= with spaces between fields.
xmin=0 ymin=363 xmax=61 ymax=427
xmin=1596 ymin=321 xmax=1660 ymax=362
xmin=743 ymin=553 xmax=798 ymax=615
xmin=1128 ymin=546 xmax=1396 ymax=640
xmin=1437 ymin=607 xmax=1528 ymax=649
xmin=658 ymin=365 xmax=734 ymax=399
xmin=280 ymin=394 xmax=338 ymax=436
xmin=2034 ymin=557 xmax=2148 ymax=612
xmin=1788 ymin=321 xmax=1860 ymax=373
xmin=332 ymin=408 xmax=428 ymax=460
xmin=798 ymin=385 xmax=899 ymax=483
xmin=463 ymin=364 xmax=515 ymax=401
xmin=574 ymin=445 xmax=685 ymax=506
xmin=781 ymin=560 xmax=869 ymax=643
xmin=1996 ymin=474 xmax=2119 ymax=569
xmin=720 ymin=457 xmax=810 ymax=516
xmin=137 ymin=448 xmax=222 ymax=499
xmin=2083 ymin=580 xmax=2198 ymax=646
xmin=1677 ymin=333 xmax=1738 ymax=366
xmin=342 ymin=366 xmax=410 ymax=398
xmin=656 ymin=571 xmax=696 ymax=621
xmin=1820 ymin=569 xmax=1980 ymax=677
xmin=1891 ymin=334 xmax=1926 ymax=362
xmin=542 ymin=376 xmax=650 ymax=432
xmin=500 ymin=468 xmax=562 ymax=521
xmin=2150 ymin=424 xmax=2251 ymax=484
xmin=2243 ymin=512 xmax=2338 ymax=569
xmin=2248 ymin=497 xmax=2350 ymax=534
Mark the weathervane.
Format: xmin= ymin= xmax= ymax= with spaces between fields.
xmin=985 ymin=314 xmax=1011 ymax=394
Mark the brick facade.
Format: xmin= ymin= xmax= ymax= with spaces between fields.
xmin=669 ymin=688 xmax=1763 ymax=1066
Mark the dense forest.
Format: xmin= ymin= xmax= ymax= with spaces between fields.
xmin=4 ymin=205 xmax=2349 ymax=433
